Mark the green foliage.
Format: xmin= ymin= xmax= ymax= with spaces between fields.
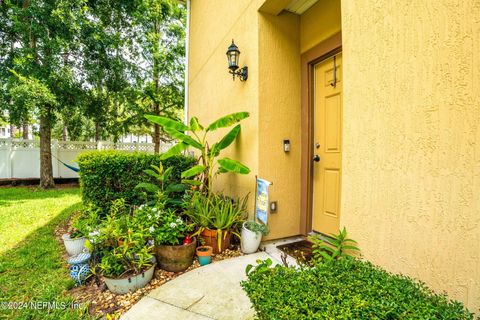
xmin=135 ymin=162 xmax=187 ymax=206
xmin=93 ymin=200 xmax=154 ymax=278
xmin=8 ymin=71 xmax=58 ymax=124
xmin=241 ymin=258 xmax=477 ymax=320
xmin=139 ymin=206 xmax=192 ymax=246
xmin=77 ymin=150 xmax=195 ymax=213
xmin=244 ymin=221 xmax=269 ymax=237
xmin=68 ymin=205 xmax=102 ymax=238
xmin=183 ymin=192 xmax=215 ymax=229
xmin=208 ymin=193 xmax=248 ymax=231
xmin=0 ymin=0 xmax=187 ymax=178
xmin=146 ymin=112 xmax=250 ymax=194
xmin=309 ymin=227 xmax=360 ymax=263
xmin=185 ymin=192 xmax=248 ymax=249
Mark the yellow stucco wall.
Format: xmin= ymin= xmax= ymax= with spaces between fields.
xmin=189 ymin=0 xmax=480 ymax=311
xmin=341 ymin=0 xmax=480 ymax=310
xmin=188 ymin=0 xmax=262 ymax=203
xmin=258 ymin=11 xmax=302 ymax=239
xmin=300 ymin=0 xmax=341 ymax=53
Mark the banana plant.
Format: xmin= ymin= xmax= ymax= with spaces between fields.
xmin=145 ymin=112 xmax=251 ymax=194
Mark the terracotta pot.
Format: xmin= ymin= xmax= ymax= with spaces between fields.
xmin=196 ymin=246 xmax=213 ymax=266
xmin=154 ymin=238 xmax=197 ymax=272
xmin=200 ymin=229 xmax=231 ymax=254
xmin=196 ymin=245 xmax=213 ymax=257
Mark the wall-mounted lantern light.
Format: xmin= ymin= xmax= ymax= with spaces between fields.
xmin=226 ymin=40 xmax=248 ymax=81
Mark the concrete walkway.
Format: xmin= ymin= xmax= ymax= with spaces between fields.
xmin=121 ymin=252 xmax=278 ymax=320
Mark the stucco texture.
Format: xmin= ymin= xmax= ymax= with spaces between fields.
xmin=188 ymin=0 xmax=263 ymax=203
xmin=258 ymin=11 xmax=302 ymax=239
xmin=341 ymin=0 xmax=480 ymax=311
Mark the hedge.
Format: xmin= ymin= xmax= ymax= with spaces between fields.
xmin=77 ymin=150 xmax=195 ymax=212
xmin=241 ymin=258 xmax=476 ymax=320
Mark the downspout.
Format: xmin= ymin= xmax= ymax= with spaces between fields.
xmin=184 ymin=0 xmax=191 ymax=125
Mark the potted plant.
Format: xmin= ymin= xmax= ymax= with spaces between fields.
xmin=241 ymin=221 xmax=269 ymax=254
xmin=186 ymin=192 xmax=247 ymax=253
xmin=63 ymin=206 xmax=101 ymax=256
xmin=99 ymin=245 xmax=155 ymax=295
xmin=147 ymin=208 xmax=196 ymax=272
xmin=62 ymin=227 xmax=87 ymax=256
xmin=196 ymin=245 xmax=213 ymax=266
xmin=93 ymin=201 xmax=156 ymax=294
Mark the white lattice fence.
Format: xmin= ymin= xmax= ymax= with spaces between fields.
xmin=0 ymin=138 xmax=173 ymax=179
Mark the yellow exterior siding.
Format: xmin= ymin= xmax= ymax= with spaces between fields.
xmin=188 ymin=0 xmax=480 ymax=311
xmin=300 ymin=0 xmax=341 ymax=53
xmin=258 ymin=12 xmax=302 ymax=239
xmin=188 ymin=0 xmax=262 ymax=203
xmin=341 ymin=0 xmax=480 ymax=310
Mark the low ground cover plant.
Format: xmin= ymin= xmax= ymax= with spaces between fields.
xmin=241 ymin=258 xmax=476 ymax=320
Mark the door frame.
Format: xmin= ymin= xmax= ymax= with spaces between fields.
xmin=300 ymin=32 xmax=342 ymax=235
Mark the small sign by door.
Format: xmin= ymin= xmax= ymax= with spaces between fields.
xmin=255 ymin=177 xmax=272 ymax=225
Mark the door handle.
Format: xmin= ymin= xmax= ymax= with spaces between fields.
xmin=313 ymin=154 xmax=320 ymax=162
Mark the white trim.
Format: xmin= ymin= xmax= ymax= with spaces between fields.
xmin=184 ymin=0 xmax=191 ymax=125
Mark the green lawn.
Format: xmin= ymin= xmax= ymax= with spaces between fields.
xmin=0 ymin=187 xmax=93 ymax=320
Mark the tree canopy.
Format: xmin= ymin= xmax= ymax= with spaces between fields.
xmin=0 ymin=0 xmax=186 ymax=188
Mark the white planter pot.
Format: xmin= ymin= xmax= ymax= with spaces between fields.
xmin=62 ymin=234 xmax=87 ymax=256
xmin=241 ymin=222 xmax=263 ymax=254
xmin=104 ymin=264 xmax=155 ymax=295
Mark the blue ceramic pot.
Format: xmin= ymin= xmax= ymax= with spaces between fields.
xmin=198 ymin=256 xmax=212 ymax=266
xmin=68 ymin=252 xmax=91 ymax=285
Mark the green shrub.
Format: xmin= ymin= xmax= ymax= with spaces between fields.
xmin=77 ymin=150 xmax=195 ymax=213
xmin=241 ymin=258 xmax=476 ymax=320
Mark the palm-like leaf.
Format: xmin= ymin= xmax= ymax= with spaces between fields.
xmin=164 ymin=126 xmax=203 ymax=149
xmin=206 ymin=112 xmax=249 ymax=132
xmin=181 ymin=165 xmax=206 ymax=178
xmin=210 ymin=124 xmax=241 ymax=156
xmin=218 ymin=158 xmax=250 ymax=174
xmin=145 ymin=115 xmax=189 ymax=131
xmin=189 ymin=117 xmax=203 ymax=131
xmin=160 ymin=142 xmax=188 ymax=160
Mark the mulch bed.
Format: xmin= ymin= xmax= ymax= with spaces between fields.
xmin=277 ymin=240 xmax=313 ymax=263
xmin=54 ymin=214 xmax=243 ymax=318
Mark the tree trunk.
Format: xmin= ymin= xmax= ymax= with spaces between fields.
xmin=95 ymin=122 xmax=101 ymax=141
xmin=153 ymin=104 xmax=160 ymax=153
xmin=39 ymin=112 xmax=54 ymax=189
xmin=22 ymin=122 xmax=29 ymax=139
xmin=10 ymin=124 xmax=15 ymax=138
xmin=62 ymin=126 xmax=68 ymax=141
xmin=152 ymin=20 xmax=161 ymax=154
